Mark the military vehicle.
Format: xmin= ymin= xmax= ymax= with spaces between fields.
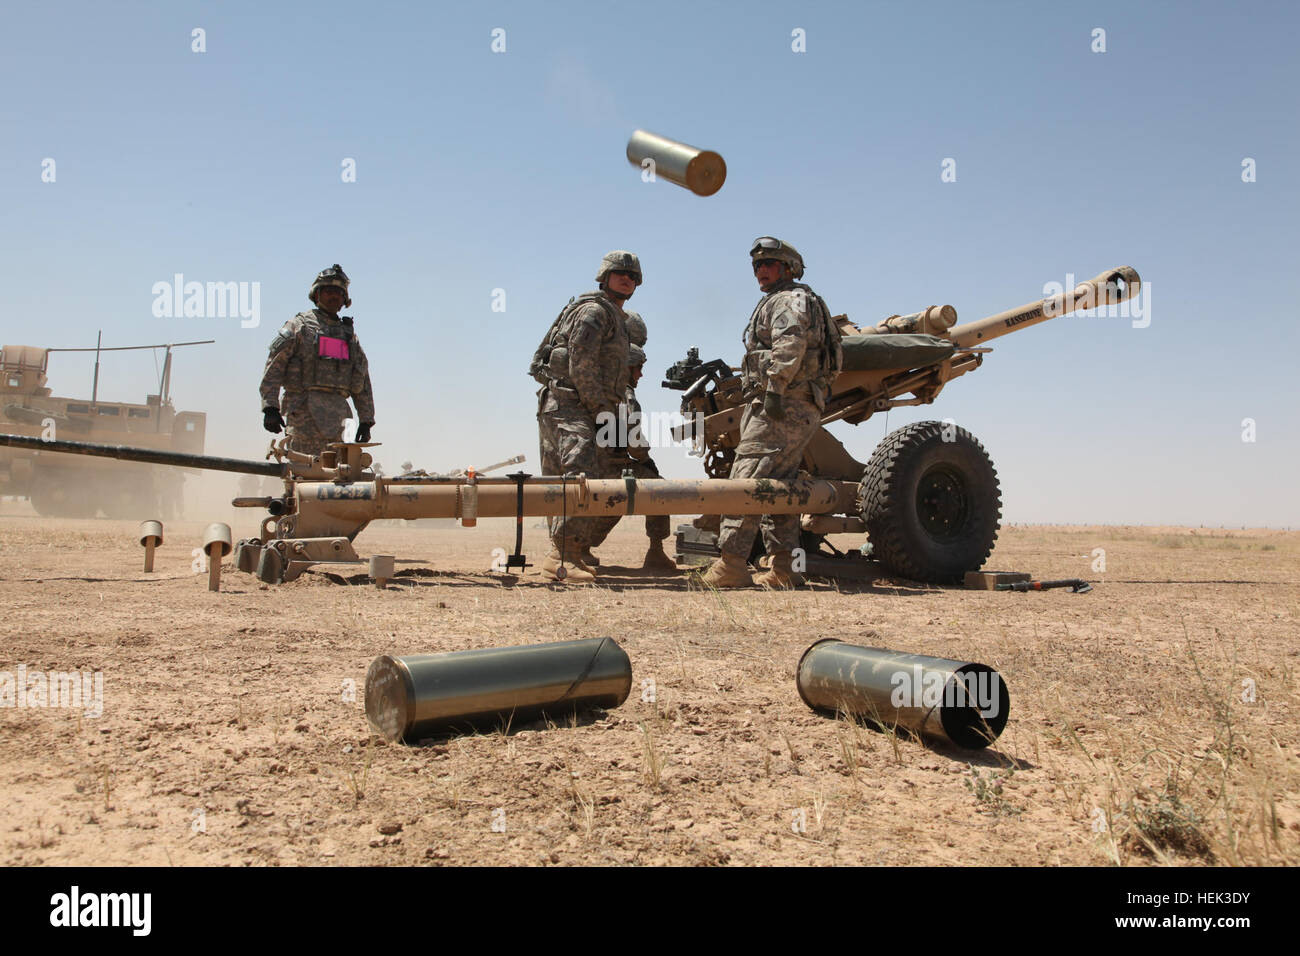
xmin=0 ymin=338 xmax=210 ymax=518
xmin=663 ymin=267 xmax=1140 ymax=582
xmin=0 ymin=266 xmax=1138 ymax=584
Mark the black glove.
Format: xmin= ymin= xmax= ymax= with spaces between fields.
xmin=355 ymin=422 xmax=373 ymax=443
xmin=763 ymin=391 xmax=785 ymax=421
xmin=262 ymin=407 xmax=284 ymax=433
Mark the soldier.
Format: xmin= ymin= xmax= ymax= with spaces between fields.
xmin=531 ymin=251 xmax=639 ymax=583
xmin=586 ymin=340 xmax=677 ymax=573
xmin=260 ymin=264 xmax=376 ymax=457
xmin=699 ymin=237 xmax=842 ymax=589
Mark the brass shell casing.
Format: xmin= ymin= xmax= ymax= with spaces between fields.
xmin=796 ymin=639 xmax=1010 ymax=749
xmin=365 ymin=637 xmax=633 ymax=743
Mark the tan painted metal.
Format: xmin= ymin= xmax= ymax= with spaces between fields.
xmin=963 ymin=570 xmax=1031 ymax=590
xmin=948 ymin=267 xmax=1140 ymax=349
xmin=861 ymin=304 xmax=958 ymax=336
xmin=800 ymin=514 xmax=866 ymax=535
xmin=284 ymin=475 xmax=857 ymax=540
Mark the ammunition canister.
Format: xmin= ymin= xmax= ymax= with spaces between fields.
xmin=626 ymin=129 xmax=726 ymax=197
xmin=365 ymin=637 xmax=633 ymax=743
xmin=202 ymin=522 xmax=232 ymax=593
xmin=796 ymin=639 xmax=1010 ymax=749
xmin=369 ymin=553 xmax=395 ymax=589
xmin=138 ymin=520 xmax=163 ymax=572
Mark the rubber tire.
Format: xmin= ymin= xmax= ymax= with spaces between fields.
xmin=859 ymin=421 xmax=1001 ymax=584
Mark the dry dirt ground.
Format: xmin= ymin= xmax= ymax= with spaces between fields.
xmin=1 ymin=503 xmax=1296 ymax=867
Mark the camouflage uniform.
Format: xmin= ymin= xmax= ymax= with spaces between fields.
xmin=260 ymin=309 xmax=375 ymax=456
xmin=716 ymin=277 xmax=838 ymax=559
xmin=536 ymin=293 xmax=630 ymax=548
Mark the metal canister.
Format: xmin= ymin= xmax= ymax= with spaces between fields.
xmin=796 ymin=639 xmax=1010 ymax=749
xmin=626 ymin=129 xmax=726 ymax=196
xmin=365 ymin=637 xmax=633 ymax=743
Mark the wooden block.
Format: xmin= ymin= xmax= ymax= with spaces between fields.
xmin=964 ymin=570 xmax=1031 ymax=590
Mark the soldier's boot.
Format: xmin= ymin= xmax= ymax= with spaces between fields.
xmin=697 ymin=553 xmax=753 ymax=589
xmin=579 ymin=547 xmax=601 ymax=568
xmin=753 ymin=551 xmax=805 ymax=589
xmin=640 ymin=539 xmax=677 ymax=574
xmin=571 ymin=547 xmax=599 ymax=576
xmin=542 ymin=540 xmax=597 ymax=584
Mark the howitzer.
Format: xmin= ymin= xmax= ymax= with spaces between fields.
xmin=0 ymin=265 xmax=1138 ymax=587
xmin=0 ymin=431 xmax=857 ymax=584
xmin=666 ymin=266 xmax=1140 ymax=582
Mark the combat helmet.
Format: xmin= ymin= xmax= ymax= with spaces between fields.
xmin=628 ymin=343 xmax=647 ymax=367
xmin=749 ymin=237 xmax=804 ymax=279
xmin=596 ymin=250 xmax=643 ymax=286
xmin=309 ymin=263 xmax=352 ymax=307
xmin=625 ymin=311 xmax=647 ymax=347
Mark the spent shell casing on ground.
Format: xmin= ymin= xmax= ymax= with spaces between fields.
xmin=796 ymin=639 xmax=1010 ymax=749
xmin=626 ymin=129 xmax=726 ymax=196
xmin=365 ymin=637 xmax=632 ymax=743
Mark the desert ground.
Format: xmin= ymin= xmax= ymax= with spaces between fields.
xmin=0 ymin=500 xmax=1296 ymax=867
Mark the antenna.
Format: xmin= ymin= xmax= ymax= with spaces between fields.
xmin=46 ymin=339 xmax=214 ymax=406
xmin=91 ymin=331 xmax=102 ymax=405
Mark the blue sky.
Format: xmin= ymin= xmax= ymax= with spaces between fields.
xmin=2 ymin=0 xmax=1297 ymax=525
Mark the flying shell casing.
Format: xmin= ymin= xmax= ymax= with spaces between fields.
xmin=796 ymin=639 xmax=1010 ymax=749
xmin=626 ymin=129 xmax=726 ymax=197
xmin=365 ymin=637 xmax=632 ymax=743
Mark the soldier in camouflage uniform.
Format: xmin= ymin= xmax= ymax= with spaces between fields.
xmin=260 ymin=265 xmax=376 ymax=457
xmin=532 ymin=251 xmax=639 ymax=583
xmin=700 ymin=238 xmax=842 ymax=589
xmin=586 ymin=339 xmax=677 ymax=573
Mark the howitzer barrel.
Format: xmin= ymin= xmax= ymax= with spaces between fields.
xmin=948 ymin=266 xmax=1140 ymax=348
xmin=0 ymin=432 xmax=284 ymax=477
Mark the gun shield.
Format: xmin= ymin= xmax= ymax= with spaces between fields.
xmin=626 ymin=130 xmax=726 ymax=196
xmin=365 ymin=637 xmax=633 ymax=743
xmin=796 ymin=639 xmax=1010 ymax=749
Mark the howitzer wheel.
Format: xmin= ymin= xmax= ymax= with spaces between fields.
xmin=858 ymin=421 xmax=1001 ymax=584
